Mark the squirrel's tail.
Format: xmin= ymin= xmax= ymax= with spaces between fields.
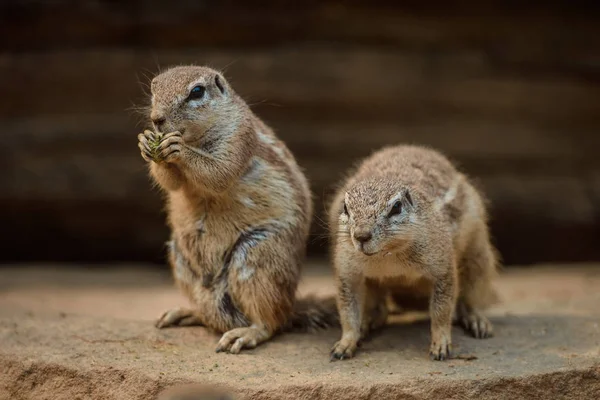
xmin=285 ymin=295 xmax=339 ymax=332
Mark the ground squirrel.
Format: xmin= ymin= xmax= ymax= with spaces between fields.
xmin=137 ymin=65 xmax=335 ymax=354
xmin=328 ymin=145 xmax=498 ymax=361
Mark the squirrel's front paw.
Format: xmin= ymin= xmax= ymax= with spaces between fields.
xmin=330 ymin=336 xmax=359 ymax=361
xmin=137 ymin=129 xmax=160 ymax=162
xmin=156 ymin=131 xmax=184 ymax=163
xmin=137 ymin=130 xmax=183 ymax=163
xmin=429 ymin=332 xmax=452 ymax=361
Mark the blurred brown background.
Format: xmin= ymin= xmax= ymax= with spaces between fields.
xmin=1 ymin=1 xmax=599 ymax=266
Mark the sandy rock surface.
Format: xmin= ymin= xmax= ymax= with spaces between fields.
xmin=1 ymin=263 xmax=599 ymax=399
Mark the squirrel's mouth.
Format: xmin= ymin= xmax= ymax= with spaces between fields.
xmin=360 ymin=249 xmax=378 ymax=257
xmin=354 ymin=241 xmax=378 ymax=256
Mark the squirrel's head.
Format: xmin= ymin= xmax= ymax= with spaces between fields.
xmin=149 ymin=66 xmax=240 ymax=141
xmin=336 ymin=178 xmax=419 ymax=256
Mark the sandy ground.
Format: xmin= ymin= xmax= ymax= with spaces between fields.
xmin=1 ymin=262 xmax=599 ymax=399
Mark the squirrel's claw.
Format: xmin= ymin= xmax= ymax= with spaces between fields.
xmin=330 ymin=339 xmax=357 ymax=362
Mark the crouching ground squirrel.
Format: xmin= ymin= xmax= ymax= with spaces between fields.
xmin=137 ymin=65 xmax=336 ymax=354
xmin=328 ymin=145 xmax=498 ymax=361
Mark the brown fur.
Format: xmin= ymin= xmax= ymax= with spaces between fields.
xmin=328 ymin=145 xmax=498 ymax=361
xmin=137 ymin=65 xmax=335 ymax=354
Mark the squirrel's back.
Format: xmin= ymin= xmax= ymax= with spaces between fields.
xmin=350 ymin=145 xmax=459 ymax=201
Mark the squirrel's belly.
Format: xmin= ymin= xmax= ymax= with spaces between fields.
xmin=168 ymin=225 xmax=258 ymax=331
xmin=169 ymin=229 xmax=231 ymax=288
xmin=170 ymin=207 xmax=285 ymax=289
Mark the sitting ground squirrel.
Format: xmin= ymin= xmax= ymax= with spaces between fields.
xmin=137 ymin=65 xmax=335 ymax=353
xmin=328 ymin=145 xmax=498 ymax=361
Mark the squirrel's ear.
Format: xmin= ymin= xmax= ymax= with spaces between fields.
xmin=404 ymin=190 xmax=414 ymax=208
xmin=214 ymin=74 xmax=227 ymax=95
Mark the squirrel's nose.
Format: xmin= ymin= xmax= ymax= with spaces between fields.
xmin=152 ymin=116 xmax=166 ymax=129
xmin=354 ymin=231 xmax=372 ymax=244
xmin=151 ymin=111 xmax=166 ymax=130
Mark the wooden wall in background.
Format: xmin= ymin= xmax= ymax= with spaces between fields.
xmin=1 ymin=1 xmax=599 ymax=265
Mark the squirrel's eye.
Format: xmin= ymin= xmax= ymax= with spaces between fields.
xmin=343 ymin=203 xmax=349 ymax=215
xmin=388 ymin=201 xmax=402 ymax=217
xmin=187 ymin=85 xmax=205 ymax=100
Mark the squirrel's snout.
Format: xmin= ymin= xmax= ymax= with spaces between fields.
xmin=353 ymin=229 xmax=379 ymax=256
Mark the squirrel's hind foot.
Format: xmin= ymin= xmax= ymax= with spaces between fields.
xmin=156 ymin=307 xmax=204 ymax=329
xmin=215 ymin=325 xmax=271 ymax=354
xmin=458 ymin=311 xmax=494 ymax=339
